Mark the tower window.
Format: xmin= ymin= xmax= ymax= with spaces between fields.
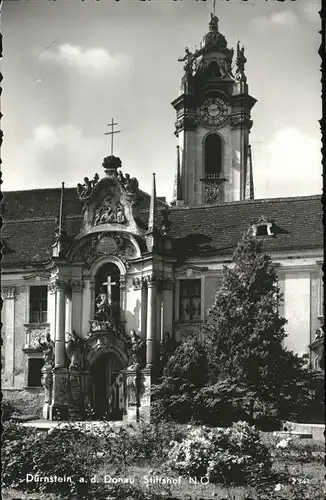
xmin=205 ymin=134 xmax=222 ymax=177
xmin=207 ymin=62 xmax=221 ymax=78
xmin=30 ymin=286 xmax=48 ymax=323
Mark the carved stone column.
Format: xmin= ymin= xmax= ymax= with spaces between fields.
xmin=50 ymin=279 xmax=69 ymax=420
xmin=145 ymin=274 xmax=157 ymax=367
xmin=54 ymin=281 xmax=66 ymax=368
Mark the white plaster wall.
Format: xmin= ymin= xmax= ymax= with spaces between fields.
xmin=284 ymin=273 xmax=311 ymax=356
xmin=14 ymin=285 xmax=29 ymax=388
xmin=124 ymin=279 xmax=142 ymax=335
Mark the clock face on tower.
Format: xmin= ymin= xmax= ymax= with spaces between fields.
xmin=199 ymin=97 xmax=228 ymax=126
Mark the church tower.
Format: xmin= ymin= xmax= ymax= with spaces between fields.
xmin=172 ymin=13 xmax=256 ymax=206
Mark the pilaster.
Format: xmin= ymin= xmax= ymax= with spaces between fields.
xmin=2 ymin=287 xmax=16 ymax=386
xmin=145 ymin=274 xmax=157 ymax=367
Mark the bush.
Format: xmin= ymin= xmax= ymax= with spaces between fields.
xmin=2 ymin=422 xmax=103 ymax=499
xmin=2 ymin=390 xmax=44 ymax=419
xmin=167 ymin=421 xmax=272 ymax=485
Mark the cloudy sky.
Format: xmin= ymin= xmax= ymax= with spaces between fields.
xmin=1 ymin=0 xmax=321 ymax=201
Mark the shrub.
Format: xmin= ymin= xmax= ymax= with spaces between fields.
xmin=2 ymin=422 xmax=103 ymax=499
xmin=2 ymin=390 xmax=44 ymax=419
xmin=167 ymin=421 xmax=272 ymax=485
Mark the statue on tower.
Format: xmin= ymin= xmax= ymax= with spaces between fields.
xmin=178 ymin=47 xmax=195 ymax=78
xmin=235 ymin=41 xmax=247 ymax=83
xmin=209 ymin=13 xmax=219 ymax=32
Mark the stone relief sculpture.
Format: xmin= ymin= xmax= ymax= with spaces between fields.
xmin=204 ymin=181 xmax=223 ymax=203
xmin=93 ymin=199 xmax=126 ymax=226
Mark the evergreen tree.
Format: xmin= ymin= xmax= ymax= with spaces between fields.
xmin=151 ymin=335 xmax=209 ymax=423
xmin=202 ymin=232 xmax=313 ymax=425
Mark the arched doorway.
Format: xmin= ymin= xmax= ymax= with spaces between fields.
xmin=90 ymin=350 xmax=125 ymax=420
xmin=95 ymin=262 xmax=121 ymax=324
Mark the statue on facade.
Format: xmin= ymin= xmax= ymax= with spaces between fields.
xmin=38 ymin=332 xmax=55 ymax=369
xmin=94 ymin=286 xmax=113 ymax=324
xmin=66 ymin=330 xmax=86 ymax=371
xmin=128 ymin=329 xmax=145 ymax=368
xmin=124 ymin=173 xmax=139 ymax=193
xmin=92 ymin=173 xmax=99 ymax=187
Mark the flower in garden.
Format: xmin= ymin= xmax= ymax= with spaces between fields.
xmin=276 ymin=438 xmax=290 ymax=448
xmin=274 ymin=484 xmax=283 ymax=491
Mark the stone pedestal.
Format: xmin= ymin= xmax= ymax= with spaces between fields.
xmin=41 ymin=366 xmax=53 ymax=420
xmin=124 ymin=366 xmax=152 ymax=422
xmin=139 ymin=367 xmax=151 ymax=422
xmin=50 ymin=367 xmax=69 ymax=420
xmin=125 ymin=367 xmax=140 ymax=422
xmin=69 ymin=368 xmax=83 ymax=420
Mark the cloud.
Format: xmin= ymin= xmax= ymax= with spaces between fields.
xmin=254 ymin=128 xmax=322 ymax=198
xmin=3 ymin=124 xmax=106 ymax=190
xmin=252 ymin=11 xmax=298 ymax=30
xmin=39 ymin=43 xmax=131 ymax=74
xmin=303 ymin=2 xmax=320 ymax=24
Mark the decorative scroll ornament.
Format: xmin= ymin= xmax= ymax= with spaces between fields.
xmin=72 ymin=233 xmax=135 ymax=268
xmin=201 ymin=173 xmax=227 ymax=204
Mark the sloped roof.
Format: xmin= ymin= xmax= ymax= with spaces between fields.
xmin=1 ymin=186 xmax=165 ymax=267
xmin=1 ymin=191 xmax=322 ymax=268
xmin=167 ymin=195 xmax=323 ymax=255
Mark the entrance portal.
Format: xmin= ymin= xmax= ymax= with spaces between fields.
xmin=91 ymin=352 xmax=124 ymax=420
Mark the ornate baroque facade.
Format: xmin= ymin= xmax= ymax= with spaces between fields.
xmin=1 ymin=15 xmax=323 ymax=421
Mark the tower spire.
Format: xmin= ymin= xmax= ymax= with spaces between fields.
xmin=148 ymin=173 xmax=157 ymax=232
xmin=146 ymin=173 xmax=157 ymax=252
xmin=173 ymin=145 xmax=182 ymax=203
xmin=244 ymin=145 xmax=254 ymax=200
xmin=58 ymin=181 xmax=65 ymax=236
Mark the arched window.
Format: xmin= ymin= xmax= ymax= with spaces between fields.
xmin=204 ymin=134 xmax=223 ymax=177
xmin=207 ymin=62 xmax=221 ymax=78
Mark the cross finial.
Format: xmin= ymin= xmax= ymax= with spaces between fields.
xmin=105 ymin=118 xmax=121 ymax=156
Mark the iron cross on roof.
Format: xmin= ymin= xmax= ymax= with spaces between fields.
xmin=105 ymin=118 xmax=121 ymax=156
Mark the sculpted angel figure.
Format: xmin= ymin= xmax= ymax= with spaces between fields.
xmin=128 ymin=329 xmax=145 ymax=368
xmin=66 ymin=330 xmax=85 ymax=370
xmin=38 ymin=332 xmax=55 ymax=370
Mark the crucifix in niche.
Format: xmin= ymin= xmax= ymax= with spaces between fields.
xmin=94 ymin=263 xmax=121 ymax=325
